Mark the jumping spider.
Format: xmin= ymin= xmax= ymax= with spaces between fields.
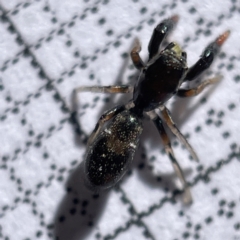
xmin=74 ymin=15 xmax=229 ymax=203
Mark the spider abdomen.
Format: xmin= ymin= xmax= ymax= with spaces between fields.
xmin=84 ymin=110 xmax=143 ymax=190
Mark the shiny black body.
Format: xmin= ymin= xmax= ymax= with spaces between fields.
xmin=80 ymin=16 xmax=229 ymax=195
xmin=133 ymin=49 xmax=187 ymax=112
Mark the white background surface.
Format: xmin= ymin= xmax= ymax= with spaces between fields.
xmin=0 ymin=0 xmax=240 ymax=240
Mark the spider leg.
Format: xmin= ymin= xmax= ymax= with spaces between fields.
xmin=148 ymin=15 xmax=179 ymax=60
xmin=130 ymin=38 xmax=145 ymax=70
xmin=184 ymin=30 xmax=230 ymax=81
xmin=159 ymin=105 xmax=199 ymax=162
xmin=72 ymin=85 xmax=133 ymax=143
xmin=74 ymin=85 xmax=134 ymax=94
xmin=177 ymin=75 xmax=222 ymax=97
xmin=87 ymin=104 xmax=126 ymax=146
xmin=147 ymin=111 xmax=192 ymax=204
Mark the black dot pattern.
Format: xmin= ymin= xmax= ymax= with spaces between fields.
xmin=0 ymin=0 xmax=240 ymax=240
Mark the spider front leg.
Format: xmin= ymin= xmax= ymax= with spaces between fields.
xmin=159 ymin=105 xmax=199 ymax=162
xmin=148 ymin=15 xmax=179 ymax=60
xmin=130 ymin=38 xmax=145 ymax=70
xmin=147 ymin=111 xmax=192 ymax=204
xmin=184 ymin=30 xmax=230 ymax=81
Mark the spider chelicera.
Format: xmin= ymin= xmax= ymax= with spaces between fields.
xmin=74 ymin=15 xmax=229 ymax=203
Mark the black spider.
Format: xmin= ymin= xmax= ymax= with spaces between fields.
xmin=74 ymin=15 xmax=229 ymax=203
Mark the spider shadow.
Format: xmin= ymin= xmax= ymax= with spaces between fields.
xmin=53 ymin=43 xmax=136 ymax=240
xmin=53 ymin=161 xmax=111 ymax=240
